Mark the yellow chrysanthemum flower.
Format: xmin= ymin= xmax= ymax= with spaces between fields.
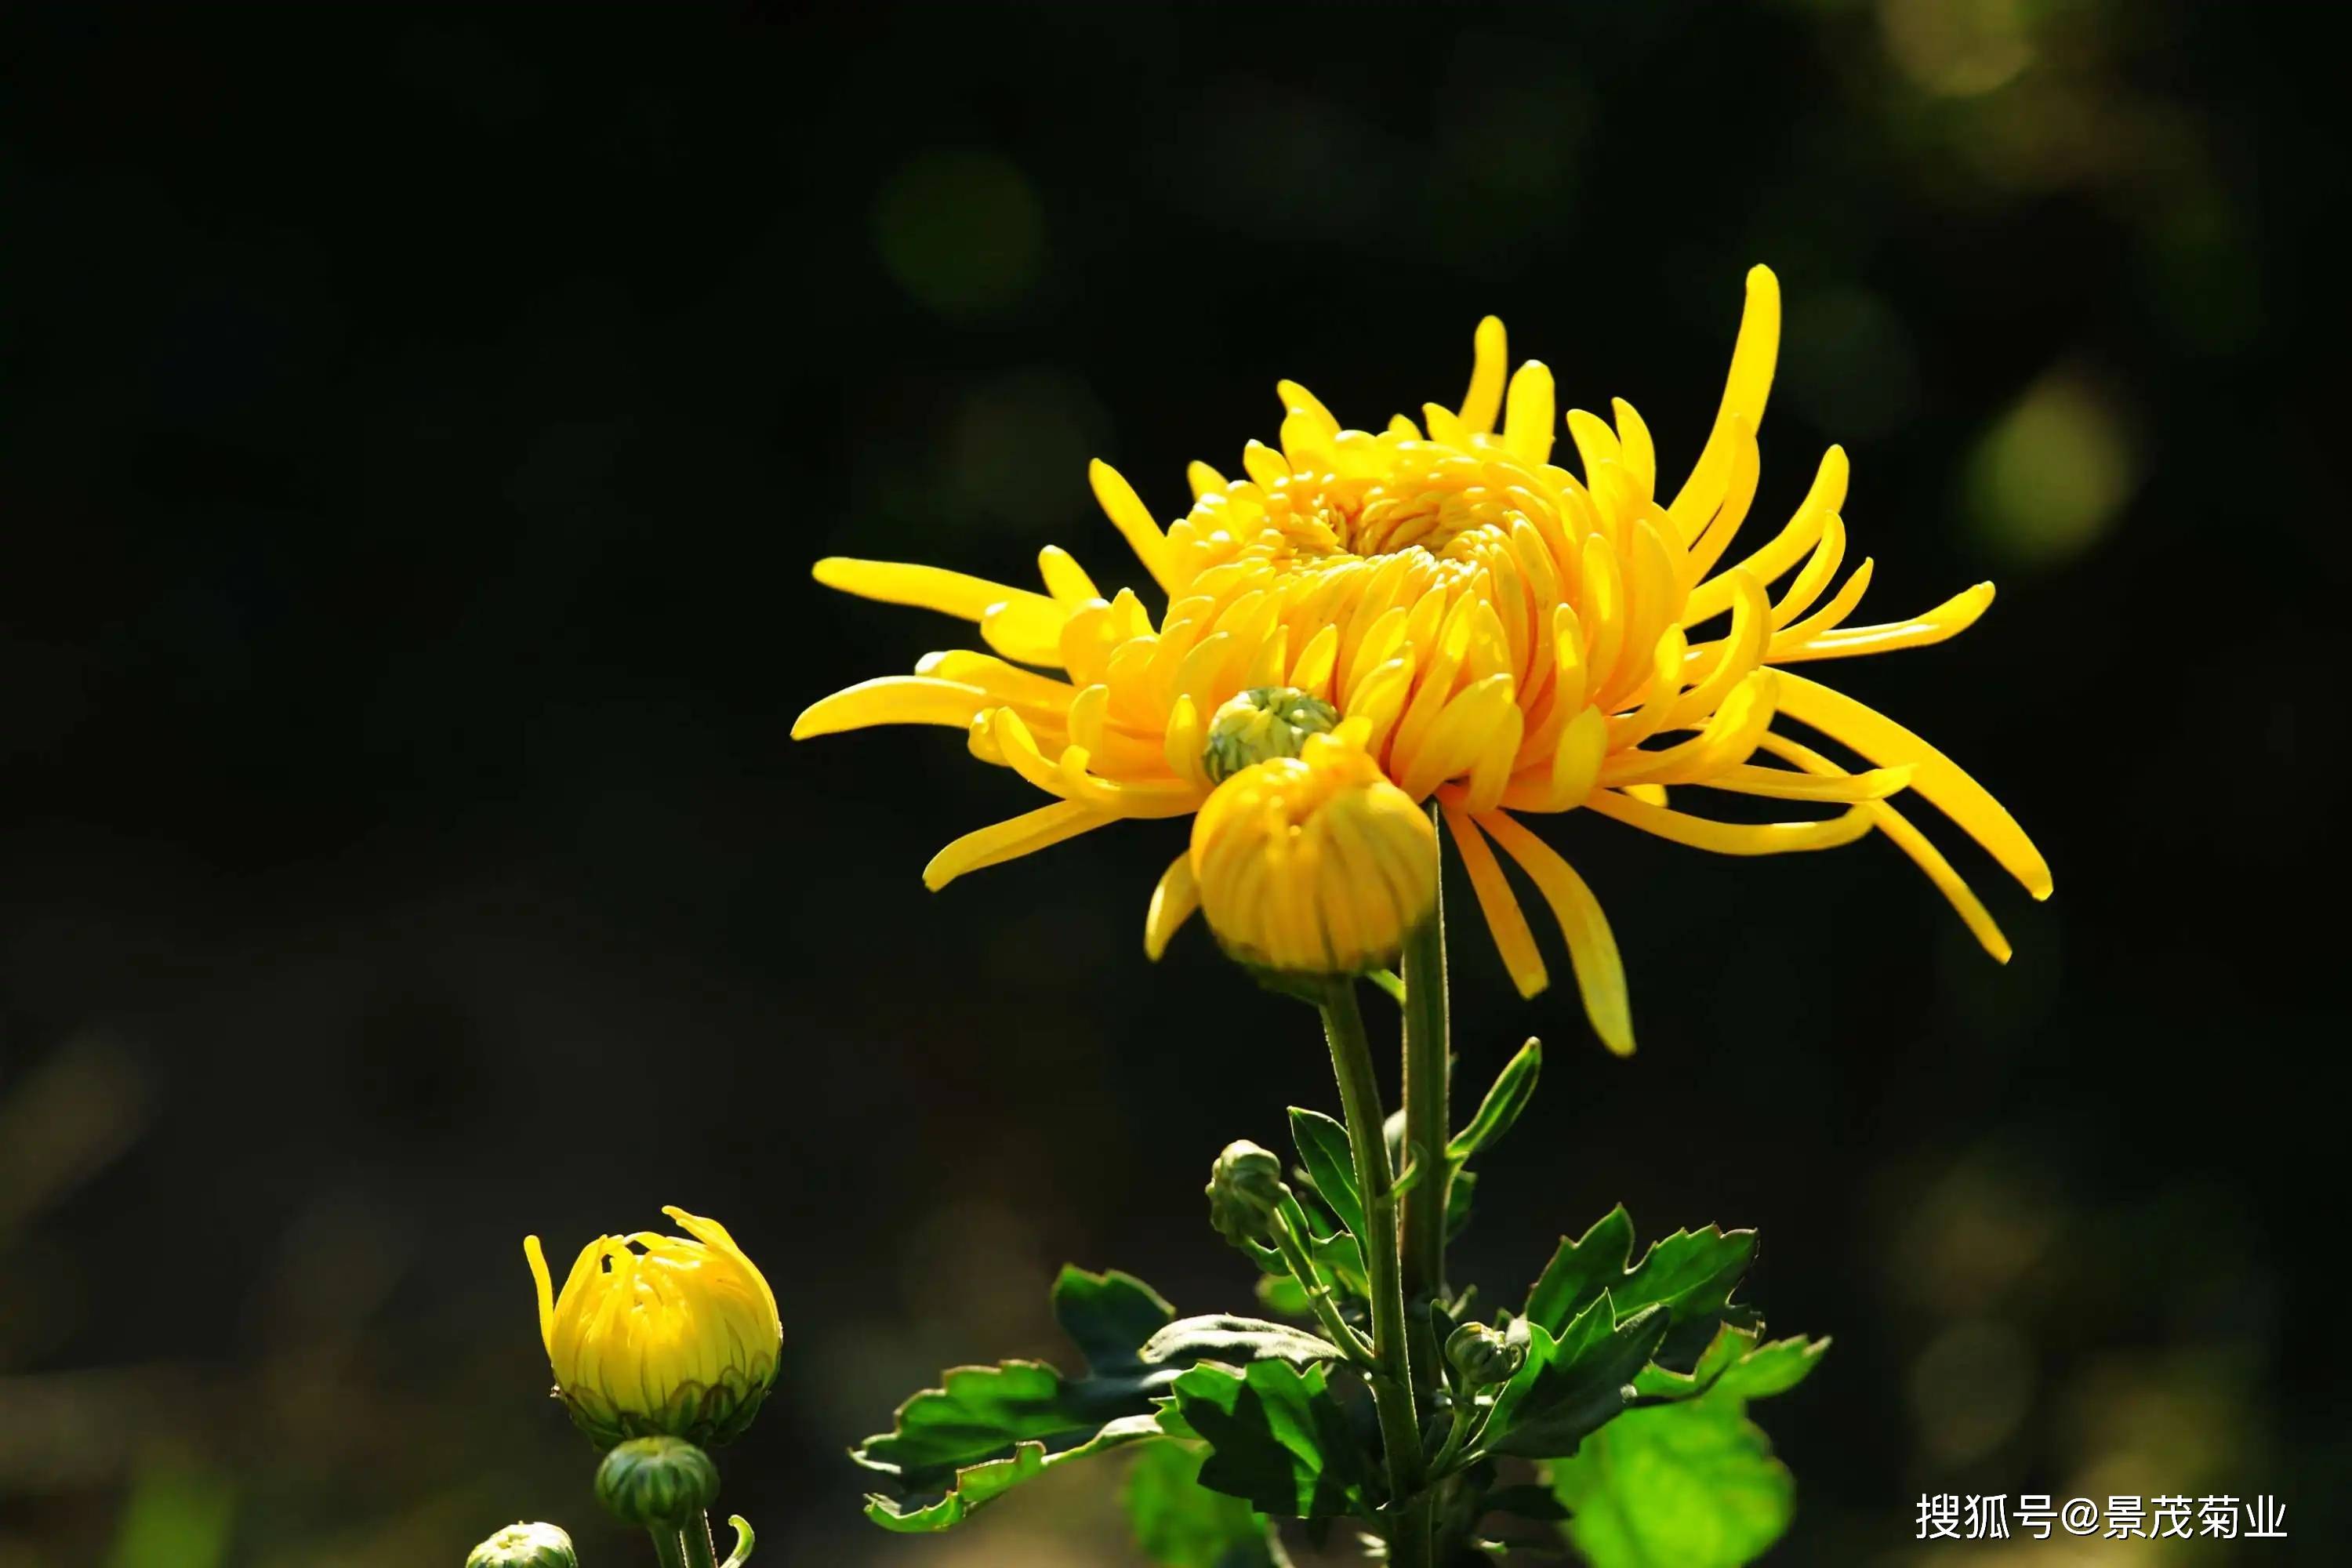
xmin=796 ymin=267 xmax=2050 ymax=1051
xmin=524 ymin=1206 xmax=782 ymax=1449
xmin=1186 ymin=719 xmax=1439 ymax=978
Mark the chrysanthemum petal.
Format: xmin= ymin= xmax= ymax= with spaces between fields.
xmin=1457 ymin=315 xmax=1508 ymax=436
xmin=1144 ymin=851 xmax=1200 ymax=960
xmin=981 ymin=597 xmax=1073 ymax=666
xmin=1088 ymin=459 xmax=1178 ymax=593
xmin=916 ymin=650 xmax=1078 ymax=720
xmin=1682 ymin=445 xmax=1846 ymax=624
xmin=1437 ymin=796 xmax=1548 ymax=999
xmin=1773 ymin=582 xmax=1997 ymax=662
xmin=1774 ymin=670 xmax=2053 ymax=898
xmin=1612 ymin=397 xmax=1657 ymax=496
xmin=1586 ymin=787 xmax=1874 ymax=854
xmin=1502 ymin=360 xmax=1556 ymax=466
xmin=815 ymin=557 xmax=1062 ymax=627
xmin=1697 ymin=760 xmax=1915 ymax=803
xmin=1668 ymin=265 xmax=1780 ymax=537
xmin=1037 ymin=546 xmax=1100 ymax=604
xmin=1756 ymin=732 xmax=2010 ymax=960
xmin=1477 ymin=810 xmax=1635 ymax=1055
xmin=924 ymin=800 xmax=1116 ymax=891
xmin=791 ymin=676 xmax=991 ymax=739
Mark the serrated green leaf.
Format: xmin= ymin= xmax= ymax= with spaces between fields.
xmin=1525 ymin=1208 xmax=1756 ymax=1366
xmin=1141 ymin=1316 xmax=1343 ymax=1371
xmin=866 ymin=1414 xmax=1164 ymax=1531
xmin=855 ymin=1267 xmax=1185 ymax=1530
xmin=1056 ymin=1265 xmax=1178 ymax=1372
xmin=1486 ymin=1294 xmax=1672 ymax=1460
xmin=1448 ymin=1038 xmax=1541 ymax=1163
xmin=1288 ymin=1107 xmax=1365 ymax=1239
xmin=1171 ymin=1361 xmax=1372 ymax=1519
xmin=1551 ymin=1327 xmax=1828 ymax=1568
xmin=1122 ymin=1441 xmax=1277 ymax=1567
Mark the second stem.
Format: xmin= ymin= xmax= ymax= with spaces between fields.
xmin=1319 ymin=980 xmax=1433 ymax=1568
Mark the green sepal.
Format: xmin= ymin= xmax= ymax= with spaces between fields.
xmin=1550 ymin=1325 xmax=1829 ymax=1568
xmin=1122 ymin=1440 xmax=1277 ymax=1567
xmin=1483 ymin=1292 xmax=1673 ymax=1459
xmin=1524 ymin=1207 xmax=1758 ymax=1367
xmin=557 ymin=1369 xmax=771 ymax=1450
xmin=1448 ymin=1038 xmax=1541 ymax=1164
xmin=1169 ymin=1360 xmax=1374 ymax=1519
xmin=1287 ymin=1108 xmax=1365 ymax=1239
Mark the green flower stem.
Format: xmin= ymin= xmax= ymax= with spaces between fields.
xmin=717 ymin=1515 xmax=757 ymax=1568
xmin=1426 ymin=1399 xmax=1481 ymax=1479
xmin=646 ymin=1526 xmax=691 ymax=1568
xmin=1269 ymin=1196 xmax=1377 ymax=1367
xmin=681 ymin=1513 xmax=719 ymax=1568
xmin=1319 ymin=980 xmax=1435 ymax=1568
xmin=1398 ymin=826 xmax=1452 ymax=1401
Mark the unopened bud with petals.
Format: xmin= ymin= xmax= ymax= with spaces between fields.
xmin=524 ymin=1207 xmax=781 ymax=1449
xmin=1446 ymin=1319 xmax=1529 ymax=1389
xmin=1190 ymin=723 xmax=1439 ymax=980
xmin=1207 ymin=1139 xmax=1289 ymax=1245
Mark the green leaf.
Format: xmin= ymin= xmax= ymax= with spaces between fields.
xmin=1171 ymin=1360 xmax=1373 ymax=1519
xmin=1524 ymin=1207 xmax=1756 ymax=1367
xmin=1057 ymin=1264 xmax=1180 ymax=1371
xmin=856 ymin=1267 xmax=1183 ymax=1530
xmin=1448 ymin=1037 xmax=1541 ymax=1163
xmin=1255 ymin=1272 xmax=1311 ymax=1318
xmin=1140 ymin=1316 xmax=1344 ymax=1371
xmin=1551 ymin=1327 xmax=1828 ymax=1568
xmin=1485 ymin=1294 xmax=1673 ymax=1460
xmin=868 ymin=1414 xmax=1165 ymax=1532
xmin=1447 ymin=1168 xmax=1479 ymax=1241
xmin=1123 ymin=1440 xmax=1277 ymax=1567
xmin=1288 ymin=1107 xmax=1365 ymax=1239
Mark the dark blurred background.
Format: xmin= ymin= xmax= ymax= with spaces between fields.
xmin=2 ymin=2 xmax=2342 ymax=1564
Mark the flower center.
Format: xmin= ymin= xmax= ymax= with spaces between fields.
xmin=1203 ymin=686 xmax=1340 ymax=783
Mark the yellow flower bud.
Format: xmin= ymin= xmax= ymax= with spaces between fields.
xmin=523 ymin=1206 xmax=781 ymax=1449
xmin=1190 ymin=723 xmax=1439 ymax=980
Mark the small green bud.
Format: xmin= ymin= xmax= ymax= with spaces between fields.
xmin=1446 ymin=1320 xmax=1527 ymax=1389
xmin=1203 ymin=686 xmax=1340 ymax=784
xmin=466 ymin=1522 xmax=578 ymax=1568
xmin=1206 ymin=1140 xmax=1289 ymax=1246
xmin=595 ymin=1436 xmax=720 ymax=1527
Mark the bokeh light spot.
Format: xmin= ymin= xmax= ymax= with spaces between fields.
xmin=1909 ymin=1319 xmax=2036 ymax=1465
xmin=872 ymin=149 xmax=1045 ymax=319
xmin=1879 ymin=0 xmax=2036 ymax=98
xmin=1965 ymin=369 xmax=2136 ymax=569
